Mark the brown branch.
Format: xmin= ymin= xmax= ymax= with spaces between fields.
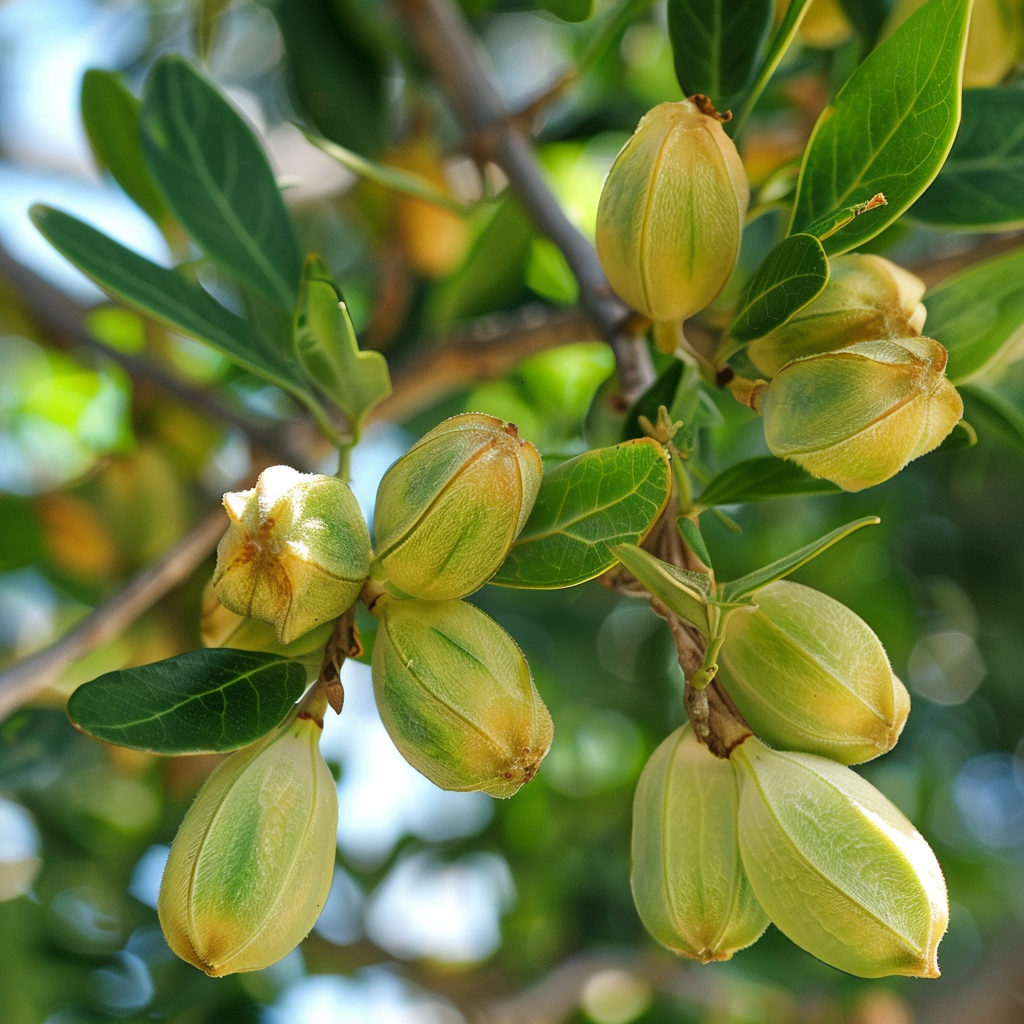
xmin=0 ymin=509 xmax=225 ymax=723
xmin=394 ymin=0 xmax=655 ymax=402
xmin=372 ymin=305 xmax=595 ymax=422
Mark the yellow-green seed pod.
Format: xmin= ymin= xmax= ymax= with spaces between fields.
xmin=759 ymin=337 xmax=963 ymax=492
xmin=717 ymin=580 xmax=909 ymax=764
xmin=631 ymin=724 xmax=768 ymax=962
xmin=731 ymin=737 xmax=948 ymax=978
xmin=371 ymin=413 xmax=542 ymax=601
xmin=371 ymin=596 xmax=552 ymax=797
xmin=747 ymin=254 xmax=927 ymax=377
xmin=595 ymin=99 xmax=749 ymax=324
xmin=213 ymin=466 xmax=371 ymax=644
xmin=158 ymin=712 xmax=338 ymax=977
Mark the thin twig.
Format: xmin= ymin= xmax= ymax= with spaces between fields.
xmin=395 ymin=0 xmax=656 ymax=402
xmin=0 ymin=509 xmax=225 ymax=722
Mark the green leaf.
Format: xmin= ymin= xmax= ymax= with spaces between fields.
xmin=273 ymin=0 xmax=387 ymax=157
xmin=294 ymin=256 xmax=392 ymax=431
xmin=80 ymin=70 xmax=168 ymax=226
xmin=720 ymin=516 xmax=879 ymax=602
xmin=67 ymin=649 xmax=308 ymax=754
xmin=923 ymin=246 xmax=1024 ymax=382
xmin=696 ymin=455 xmax=841 ymax=509
xmin=936 ymin=418 xmax=976 ymax=451
xmin=678 ymin=517 xmax=712 ymax=567
xmin=140 ymin=55 xmax=303 ymax=312
xmin=490 ymin=438 xmax=672 ymax=589
xmin=667 ymin=0 xmax=773 ymax=109
xmin=541 ymin=0 xmax=594 ymax=22
xmin=728 ymin=233 xmax=829 ymax=345
xmin=788 ymin=0 xmax=971 ymax=256
xmin=30 ymin=206 xmax=324 ymax=418
xmin=911 ymin=85 xmax=1024 ymax=231
xmin=960 ymin=384 xmax=1024 ymax=451
xmin=610 ymin=544 xmax=710 ymax=633
xmin=301 ymin=129 xmax=471 ymax=215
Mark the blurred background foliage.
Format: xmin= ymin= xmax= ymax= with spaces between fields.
xmin=1 ymin=0 xmax=1024 ymax=1021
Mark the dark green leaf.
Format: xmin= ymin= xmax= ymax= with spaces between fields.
xmin=667 ymin=0 xmax=772 ymax=108
xmin=490 ymin=439 xmax=672 ymax=589
xmin=728 ymin=233 xmax=829 ymax=344
xmin=294 ymin=256 xmax=391 ymax=430
xmin=141 ymin=56 xmax=303 ymax=312
xmin=960 ymin=384 xmax=1024 ymax=451
xmin=610 ymin=544 xmax=710 ymax=632
xmin=0 ymin=496 xmax=43 ymax=573
xmin=426 ymin=198 xmax=533 ymax=330
xmin=624 ymin=361 xmax=685 ymax=440
xmin=541 ymin=0 xmax=594 ymax=22
xmin=923 ymin=246 xmax=1024 ymax=382
xmin=696 ymin=455 xmax=841 ymax=508
xmin=0 ymin=709 xmax=83 ymax=791
xmin=67 ymin=649 xmax=308 ymax=754
xmin=788 ymin=0 xmax=971 ymax=256
xmin=80 ymin=70 xmax=168 ymax=226
xmin=721 ymin=516 xmax=879 ymax=602
xmin=678 ymin=517 xmax=712 ymax=567
xmin=31 ymin=206 xmax=309 ymax=396
xmin=274 ymin=0 xmax=387 ymax=157
xmin=837 ymin=0 xmax=892 ymax=50
xmin=911 ymin=85 xmax=1024 ymax=231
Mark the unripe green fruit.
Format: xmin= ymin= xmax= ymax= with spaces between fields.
xmin=596 ymin=99 xmax=749 ymax=324
xmin=213 ymin=466 xmax=371 ymax=643
xmin=158 ymin=713 xmax=338 ymax=977
xmin=717 ymin=580 xmax=909 ymax=764
xmin=747 ymin=254 xmax=927 ymax=377
xmin=631 ymin=724 xmax=768 ymax=962
xmin=759 ymin=337 xmax=963 ymax=491
xmin=732 ymin=737 xmax=948 ymax=978
xmin=371 ymin=596 xmax=552 ymax=797
xmin=371 ymin=413 xmax=542 ymax=601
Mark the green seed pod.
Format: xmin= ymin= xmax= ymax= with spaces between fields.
xmin=732 ymin=737 xmax=948 ymax=978
xmin=371 ymin=413 xmax=542 ymax=601
xmin=747 ymin=254 xmax=927 ymax=377
xmin=158 ymin=712 xmax=338 ymax=976
xmin=595 ymin=99 xmax=749 ymax=324
xmin=371 ymin=596 xmax=552 ymax=797
xmin=759 ymin=337 xmax=963 ymax=492
xmin=717 ymin=580 xmax=909 ymax=764
xmin=213 ymin=466 xmax=371 ymax=643
xmin=631 ymin=724 xmax=768 ymax=962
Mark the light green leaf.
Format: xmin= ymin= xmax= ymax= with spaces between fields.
xmin=67 ymin=649 xmax=308 ymax=754
xmin=729 ymin=233 xmax=829 ymax=345
xmin=140 ymin=55 xmax=304 ymax=311
xmin=301 ymin=129 xmax=472 ymax=215
xmin=81 ymin=70 xmax=168 ymax=227
xmin=611 ymin=544 xmax=710 ymax=633
xmin=696 ymin=456 xmax=841 ymax=509
xmin=923 ymin=246 xmax=1024 ymax=382
xmin=959 ymin=384 xmax=1024 ymax=451
xmin=490 ymin=438 xmax=671 ymax=589
xmin=720 ymin=516 xmax=879 ymax=602
xmin=667 ymin=0 xmax=773 ymax=109
xmin=911 ymin=85 xmax=1024 ymax=231
xmin=30 ymin=206 xmax=325 ymax=420
xmin=788 ymin=0 xmax=971 ymax=256
xmin=294 ymin=256 xmax=391 ymax=431
xmin=541 ymin=0 xmax=594 ymax=23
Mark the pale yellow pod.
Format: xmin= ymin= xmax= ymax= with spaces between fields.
xmin=596 ymin=100 xmax=749 ymax=324
xmin=748 ymin=254 xmax=927 ymax=377
xmin=760 ymin=337 xmax=963 ymax=491
xmin=372 ymin=596 xmax=552 ymax=797
xmin=158 ymin=714 xmax=338 ymax=976
xmin=717 ymin=580 xmax=909 ymax=764
xmin=732 ymin=737 xmax=948 ymax=978
xmin=631 ymin=724 xmax=768 ymax=962
xmin=371 ymin=413 xmax=542 ymax=601
xmin=213 ymin=466 xmax=371 ymax=643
